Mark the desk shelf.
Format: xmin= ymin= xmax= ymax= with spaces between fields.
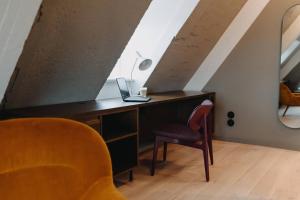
xmin=107 ymin=135 xmax=138 ymax=175
xmin=101 ymin=109 xmax=138 ymax=141
xmin=105 ymin=132 xmax=137 ymax=144
xmin=101 ymin=109 xmax=138 ymax=176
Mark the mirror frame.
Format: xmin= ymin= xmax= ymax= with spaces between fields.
xmin=278 ymin=4 xmax=300 ymax=129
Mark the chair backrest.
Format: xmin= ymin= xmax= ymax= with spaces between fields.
xmin=187 ymin=100 xmax=213 ymax=133
xmin=280 ymin=83 xmax=293 ymax=105
xmin=0 ymin=118 xmax=112 ymax=200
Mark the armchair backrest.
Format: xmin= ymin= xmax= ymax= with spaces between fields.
xmin=280 ymin=83 xmax=293 ymax=105
xmin=0 ymin=118 xmax=112 ymax=200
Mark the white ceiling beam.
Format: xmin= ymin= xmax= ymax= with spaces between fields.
xmin=184 ymin=0 xmax=271 ymax=91
xmin=0 ymin=0 xmax=42 ymax=102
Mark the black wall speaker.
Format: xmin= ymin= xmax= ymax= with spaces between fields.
xmin=227 ymin=111 xmax=235 ymax=127
xmin=227 ymin=111 xmax=235 ymax=118
xmin=227 ymin=119 xmax=235 ymax=127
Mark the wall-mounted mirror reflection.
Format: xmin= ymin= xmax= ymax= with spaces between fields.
xmin=279 ymin=5 xmax=300 ymax=128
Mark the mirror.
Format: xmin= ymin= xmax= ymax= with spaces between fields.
xmin=279 ymin=5 xmax=300 ymax=128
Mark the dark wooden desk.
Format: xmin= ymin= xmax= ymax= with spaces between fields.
xmin=1 ymin=91 xmax=215 ymax=178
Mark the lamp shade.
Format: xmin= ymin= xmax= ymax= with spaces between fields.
xmin=138 ymin=59 xmax=152 ymax=71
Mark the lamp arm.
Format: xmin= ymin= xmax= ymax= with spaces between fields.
xmin=136 ymin=51 xmax=143 ymax=58
xmin=130 ymin=57 xmax=139 ymax=95
xmin=131 ymin=57 xmax=139 ymax=81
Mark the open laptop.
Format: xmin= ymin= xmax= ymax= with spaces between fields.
xmin=116 ymin=78 xmax=151 ymax=102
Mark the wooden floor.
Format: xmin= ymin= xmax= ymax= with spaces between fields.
xmin=119 ymin=140 xmax=300 ymax=200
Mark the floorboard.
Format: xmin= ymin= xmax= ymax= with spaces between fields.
xmin=119 ymin=140 xmax=300 ymax=200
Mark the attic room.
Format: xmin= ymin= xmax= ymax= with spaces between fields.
xmin=2 ymin=0 xmax=300 ymax=199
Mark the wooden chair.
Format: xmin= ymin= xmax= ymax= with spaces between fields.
xmin=150 ymin=100 xmax=214 ymax=182
xmin=280 ymin=83 xmax=300 ymax=116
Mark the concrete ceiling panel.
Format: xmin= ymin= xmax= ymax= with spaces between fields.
xmin=145 ymin=0 xmax=247 ymax=92
xmin=5 ymin=0 xmax=151 ymax=108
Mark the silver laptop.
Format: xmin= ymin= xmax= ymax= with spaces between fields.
xmin=116 ymin=78 xmax=151 ymax=102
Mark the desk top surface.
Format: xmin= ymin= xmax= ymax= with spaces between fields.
xmin=3 ymin=91 xmax=214 ymax=117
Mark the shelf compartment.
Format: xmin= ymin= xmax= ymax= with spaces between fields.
xmin=106 ymin=132 xmax=137 ymax=144
xmin=107 ymin=135 xmax=138 ymax=175
xmin=102 ymin=109 xmax=137 ymax=141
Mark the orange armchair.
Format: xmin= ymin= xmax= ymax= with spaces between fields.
xmin=0 ymin=118 xmax=126 ymax=200
xmin=280 ymin=83 xmax=300 ymax=116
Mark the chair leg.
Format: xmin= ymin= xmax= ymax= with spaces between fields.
xmin=151 ymin=137 xmax=159 ymax=176
xmin=203 ymin=142 xmax=210 ymax=182
xmin=208 ymin=135 xmax=213 ymax=165
xmin=163 ymin=142 xmax=168 ymax=162
xmin=283 ymin=106 xmax=289 ymax=117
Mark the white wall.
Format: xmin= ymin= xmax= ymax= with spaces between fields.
xmin=204 ymin=0 xmax=300 ymax=151
xmin=184 ymin=0 xmax=271 ymax=91
xmin=0 ymin=0 xmax=42 ymax=103
xmin=98 ymin=0 xmax=199 ymax=98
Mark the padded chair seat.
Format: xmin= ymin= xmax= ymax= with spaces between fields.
xmin=154 ymin=123 xmax=201 ymax=142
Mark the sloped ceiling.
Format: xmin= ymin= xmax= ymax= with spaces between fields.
xmin=4 ymin=0 xmax=150 ymax=109
xmin=145 ymin=0 xmax=247 ymax=92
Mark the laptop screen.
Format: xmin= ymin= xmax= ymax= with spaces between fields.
xmin=116 ymin=78 xmax=130 ymax=99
